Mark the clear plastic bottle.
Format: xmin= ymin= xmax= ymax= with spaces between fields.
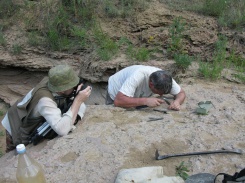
xmin=16 ymin=144 xmax=46 ymax=183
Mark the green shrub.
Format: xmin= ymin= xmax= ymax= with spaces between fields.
xmin=0 ymin=130 xmax=4 ymax=136
xmin=167 ymin=17 xmax=186 ymax=56
xmin=62 ymin=0 xmax=96 ymax=22
xmin=198 ymin=35 xmax=227 ymax=80
xmin=118 ymin=37 xmax=132 ymax=47
xmin=71 ymin=26 xmax=89 ymax=48
xmin=0 ymin=31 xmax=7 ymax=47
xmin=93 ymin=27 xmax=118 ymax=61
xmin=233 ymin=72 xmax=245 ymax=83
xmin=174 ymin=53 xmax=193 ymax=70
xmin=126 ymin=45 xmax=151 ymax=62
xmin=0 ymin=0 xmax=18 ymax=18
xmin=135 ymin=47 xmax=150 ymax=61
xmin=213 ymin=35 xmax=227 ymax=64
xmin=202 ymin=0 xmax=227 ymax=17
xmin=11 ymin=44 xmax=22 ymax=55
xmin=27 ymin=32 xmax=41 ymax=47
xmin=104 ymin=0 xmax=149 ymax=18
xmin=227 ymin=50 xmax=245 ymax=69
xmin=176 ymin=161 xmax=190 ymax=180
xmin=199 ymin=61 xmax=223 ymax=80
xmin=160 ymin=0 xmax=245 ymax=29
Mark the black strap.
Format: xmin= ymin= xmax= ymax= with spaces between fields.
xmin=214 ymin=169 xmax=245 ymax=183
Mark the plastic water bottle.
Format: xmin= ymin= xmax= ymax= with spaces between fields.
xmin=16 ymin=144 xmax=46 ymax=183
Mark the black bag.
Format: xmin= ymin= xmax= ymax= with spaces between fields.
xmin=29 ymin=96 xmax=74 ymax=145
xmin=214 ymin=168 xmax=245 ymax=183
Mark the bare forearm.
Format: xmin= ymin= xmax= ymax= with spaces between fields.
xmin=174 ymin=89 xmax=186 ymax=105
xmin=70 ymin=99 xmax=81 ymax=124
xmin=114 ymin=96 xmax=147 ymax=108
xmin=114 ymin=92 xmax=165 ymax=108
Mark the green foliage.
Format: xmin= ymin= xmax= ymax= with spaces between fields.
xmin=126 ymin=45 xmax=151 ymax=61
xmin=0 ymin=0 xmax=18 ymax=18
xmin=104 ymin=0 xmax=149 ymax=18
xmin=226 ymin=50 xmax=245 ymax=83
xmin=198 ymin=35 xmax=227 ymax=80
xmin=118 ymin=37 xmax=132 ymax=47
xmin=135 ymin=47 xmax=150 ymax=61
xmin=62 ymin=0 xmax=96 ymax=22
xmin=213 ymin=35 xmax=227 ymax=63
xmin=11 ymin=44 xmax=22 ymax=55
xmin=44 ymin=6 xmax=72 ymax=51
xmin=160 ymin=0 xmax=245 ymax=29
xmin=0 ymin=130 xmax=4 ymax=136
xmin=71 ymin=26 xmax=89 ymax=48
xmin=159 ymin=0 xmax=203 ymax=11
xmin=234 ymin=73 xmax=245 ymax=83
xmin=0 ymin=31 xmax=7 ymax=47
xmin=202 ymin=0 xmax=227 ymax=17
xmin=198 ymin=62 xmax=223 ymax=80
xmin=27 ymin=32 xmax=41 ymax=47
xmin=174 ymin=54 xmax=193 ymax=70
xmin=175 ymin=161 xmax=190 ymax=180
xmin=93 ymin=27 xmax=118 ymax=61
xmin=227 ymin=50 xmax=245 ymax=69
xmin=0 ymin=150 xmax=2 ymax=158
xmin=167 ymin=17 xmax=186 ymax=56
xmin=202 ymin=0 xmax=245 ymax=28
xmin=20 ymin=0 xmax=150 ymax=59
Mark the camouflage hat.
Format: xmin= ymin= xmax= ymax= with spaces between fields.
xmin=48 ymin=65 xmax=79 ymax=92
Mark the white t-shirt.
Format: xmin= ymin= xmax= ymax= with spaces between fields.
xmin=1 ymin=89 xmax=86 ymax=136
xmin=108 ymin=65 xmax=181 ymax=100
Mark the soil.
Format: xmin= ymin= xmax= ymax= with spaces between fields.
xmin=0 ymin=103 xmax=8 ymax=155
xmin=0 ymin=68 xmax=244 ymax=183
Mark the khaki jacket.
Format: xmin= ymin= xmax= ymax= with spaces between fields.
xmin=8 ymin=77 xmax=54 ymax=146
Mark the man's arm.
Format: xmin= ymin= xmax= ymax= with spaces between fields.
xmin=168 ymin=88 xmax=186 ymax=111
xmin=114 ymin=92 xmax=164 ymax=108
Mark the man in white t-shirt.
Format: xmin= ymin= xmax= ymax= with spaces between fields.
xmin=106 ymin=65 xmax=186 ymax=110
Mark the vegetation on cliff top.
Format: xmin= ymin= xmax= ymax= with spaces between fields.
xmin=0 ymin=0 xmax=244 ymax=82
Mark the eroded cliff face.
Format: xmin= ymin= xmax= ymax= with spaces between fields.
xmin=1 ymin=4 xmax=244 ymax=104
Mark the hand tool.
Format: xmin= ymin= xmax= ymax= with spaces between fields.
xmin=155 ymin=149 xmax=243 ymax=160
xmin=147 ymin=117 xmax=164 ymax=122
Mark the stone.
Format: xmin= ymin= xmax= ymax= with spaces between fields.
xmin=115 ymin=166 xmax=184 ymax=183
xmin=185 ymin=173 xmax=215 ymax=183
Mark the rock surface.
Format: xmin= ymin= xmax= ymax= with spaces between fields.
xmin=0 ymin=78 xmax=244 ymax=183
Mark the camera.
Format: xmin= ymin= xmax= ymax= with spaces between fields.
xmin=73 ymin=78 xmax=88 ymax=96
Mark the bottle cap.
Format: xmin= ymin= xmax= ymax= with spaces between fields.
xmin=16 ymin=144 xmax=26 ymax=154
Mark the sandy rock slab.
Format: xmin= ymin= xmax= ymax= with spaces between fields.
xmin=0 ymin=80 xmax=244 ymax=183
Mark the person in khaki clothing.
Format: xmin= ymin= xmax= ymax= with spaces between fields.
xmin=1 ymin=65 xmax=92 ymax=152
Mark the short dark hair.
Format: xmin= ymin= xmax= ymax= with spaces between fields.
xmin=149 ymin=70 xmax=172 ymax=94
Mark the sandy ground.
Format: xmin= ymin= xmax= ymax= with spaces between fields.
xmin=0 ymin=77 xmax=244 ymax=183
xmin=0 ymin=0 xmax=244 ymax=182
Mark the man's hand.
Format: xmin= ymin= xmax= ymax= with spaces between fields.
xmin=168 ymin=100 xmax=181 ymax=111
xmin=114 ymin=92 xmax=166 ymax=108
xmin=167 ymin=88 xmax=186 ymax=111
xmin=70 ymin=86 xmax=91 ymax=124
xmin=145 ymin=98 xmax=164 ymax=107
xmin=76 ymin=85 xmax=92 ymax=102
